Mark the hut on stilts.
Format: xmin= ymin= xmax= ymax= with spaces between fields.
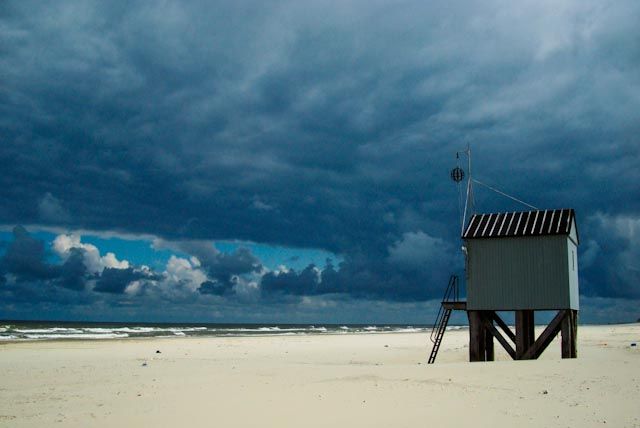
xmin=428 ymin=148 xmax=579 ymax=363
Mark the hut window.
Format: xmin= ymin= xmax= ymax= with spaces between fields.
xmin=572 ymin=251 xmax=575 ymax=271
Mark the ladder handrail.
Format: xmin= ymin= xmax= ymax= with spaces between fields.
xmin=430 ymin=275 xmax=458 ymax=343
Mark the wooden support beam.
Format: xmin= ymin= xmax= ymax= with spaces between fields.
xmin=561 ymin=309 xmax=578 ymax=358
xmin=515 ymin=310 xmax=535 ymax=359
xmin=525 ymin=310 xmax=535 ymax=350
xmin=561 ymin=310 xmax=572 ymax=358
xmin=442 ymin=301 xmax=467 ymax=311
xmin=484 ymin=312 xmax=495 ymax=361
xmin=522 ymin=310 xmax=567 ymax=360
xmin=468 ymin=311 xmax=484 ymax=362
xmin=572 ymin=310 xmax=578 ymax=358
xmin=490 ymin=312 xmax=515 ymax=343
xmin=483 ymin=316 xmax=516 ymax=360
xmin=515 ymin=311 xmax=525 ymax=359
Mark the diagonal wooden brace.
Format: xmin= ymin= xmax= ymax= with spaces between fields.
xmin=490 ymin=312 xmax=516 ymax=343
xmin=483 ymin=316 xmax=516 ymax=360
xmin=521 ymin=310 xmax=568 ymax=360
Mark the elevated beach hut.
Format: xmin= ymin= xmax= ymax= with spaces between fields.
xmin=464 ymin=209 xmax=579 ymax=312
xmin=429 ymin=208 xmax=580 ymax=363
xmin=463 ymin=208 xmax=579 ymax=361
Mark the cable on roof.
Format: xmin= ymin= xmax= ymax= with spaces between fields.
xmin=472 ymin=178 xmax=538 ymax=210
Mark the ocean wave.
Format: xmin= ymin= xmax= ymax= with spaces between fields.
xmin=0 ymin=324 xmax=436 ymax=341
xmin=393 ymin=328 xmax=427 ymax=333
xmin=15 ymin=328 xmax=84 ymax=334
xmin=21 ymin=333 xmax=130 ymax=340
xmin=84 ymin=327 xmax=155 ymax=334
xmin=0 ymin=335 xmax=19 ymax=341
xmin=166 ymin=327 xmax=207 ymax=332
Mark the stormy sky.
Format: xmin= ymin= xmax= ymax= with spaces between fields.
xmin=1 ymin=1 xmax=639 ymax=323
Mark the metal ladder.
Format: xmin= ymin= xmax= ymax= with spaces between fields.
xmin=428 ymin=274 xmax=458 ymax=364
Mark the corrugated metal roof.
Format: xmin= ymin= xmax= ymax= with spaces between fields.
xmin=463 ymin=209 xmax=576 ymax=240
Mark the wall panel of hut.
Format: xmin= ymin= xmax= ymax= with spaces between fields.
xmin=466 ymin=235 xmax=577 ymax=310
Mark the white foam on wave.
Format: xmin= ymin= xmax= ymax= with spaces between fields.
xmin=393 ymin=328 xmax=425 ymax=333
xmin=0 ymin=335 xmax=18 ymax=341
xmin=15 ymin=327 xmax=84 ymax=334
xmin=84 ymin=327 xmax=156 ymax=334
xmin=22 ymin=333 xmax=130 ymax=340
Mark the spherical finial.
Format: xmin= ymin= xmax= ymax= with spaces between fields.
xmin=450 ymin=166 xmax=465 ymax=183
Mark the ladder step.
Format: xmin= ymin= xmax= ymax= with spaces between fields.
xmin=428 ymin=307 xmax=452 ymax=364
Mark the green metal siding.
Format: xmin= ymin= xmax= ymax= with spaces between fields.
xmin=466 ymin=235 xmax=578 ymax=310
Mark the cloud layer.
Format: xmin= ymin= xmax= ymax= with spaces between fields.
xmin=1 ymin=1 xmax=639 ymax=321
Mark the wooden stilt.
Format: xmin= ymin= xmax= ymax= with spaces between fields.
xmin=468 ymin=311 xmax=484 ymax=362
xmin=561 ymin=309 xmax=578 ymax=358
xmin=484 ymin=312 xmax=495 ymax=361
xmin=561 ymin=310 xmax=572 ymax=358
xmin=464 ymin=308 xmax=577 ymax=362
xmin=515 ymin=310 xmax=527 ymax=359
xmin=515 ymin=310 xmax=535 ymax=359
xmin=525 ymin=310 xmax=535 ymax=351
xmin=572 ymin=310 xmax=578 ymax=358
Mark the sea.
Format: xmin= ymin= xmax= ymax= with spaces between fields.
xmin=0 ymin=321 xmax=465 ymax=342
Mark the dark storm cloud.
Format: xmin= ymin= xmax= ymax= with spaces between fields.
xmin=261 ymin=264 xmax=321 ymax=296
xmin=94 ymin=267 xmax=155 ymax=294
xmin=0 ymin=227 xmax=155 ymax=298
xmin=0 ymin=226 xmax=58 ymax=281
xmin=55 ymin=248 xmax=88 ymax=291
xmin=159 ymin=240 xmax=262 ymax=294
xmin=579 ymin=214 xmax=640 ymax=299
xmin=198 ymin=280 xmax=226 ymax=296
xmin=261 ymin=236 xmax=454 ymax=301
xmin=0 ymin=227 xmax=88 ymax=293
xmin=1 ymin=0 xmax=639 ymax=314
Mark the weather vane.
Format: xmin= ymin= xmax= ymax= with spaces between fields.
xmin=450 ymin=145 xmax=538 ymax=237
xmin=451 ymin=145 xmax=474 ymax=236
xmin=450 ymin=166 xmax=465 ymax=183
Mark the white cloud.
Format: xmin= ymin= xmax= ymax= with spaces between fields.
xmin=251 ymin=197 xmax=275 ymax=211
xmin=162 ymin=255 xmax=207 ymax=293
xmin=52 ymin=233 xmax=130 ymax=274
xmin=387 ymin=231 xmax=452 ymax=268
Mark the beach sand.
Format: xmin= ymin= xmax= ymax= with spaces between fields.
xmin=1 ymin=324 xmax=639 ymax=427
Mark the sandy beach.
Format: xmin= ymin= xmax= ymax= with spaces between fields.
xmin=1 ymin=324 xmax=639 ymax=427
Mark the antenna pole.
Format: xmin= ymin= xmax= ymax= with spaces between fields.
xmin=467 ymin=144 xmax=474 ymax=214
xmin=460 ymin=144 xmax=473 ymax=234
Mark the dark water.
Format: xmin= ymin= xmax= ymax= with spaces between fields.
xmin=0 ymin=320 xmax=465 ymax=341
